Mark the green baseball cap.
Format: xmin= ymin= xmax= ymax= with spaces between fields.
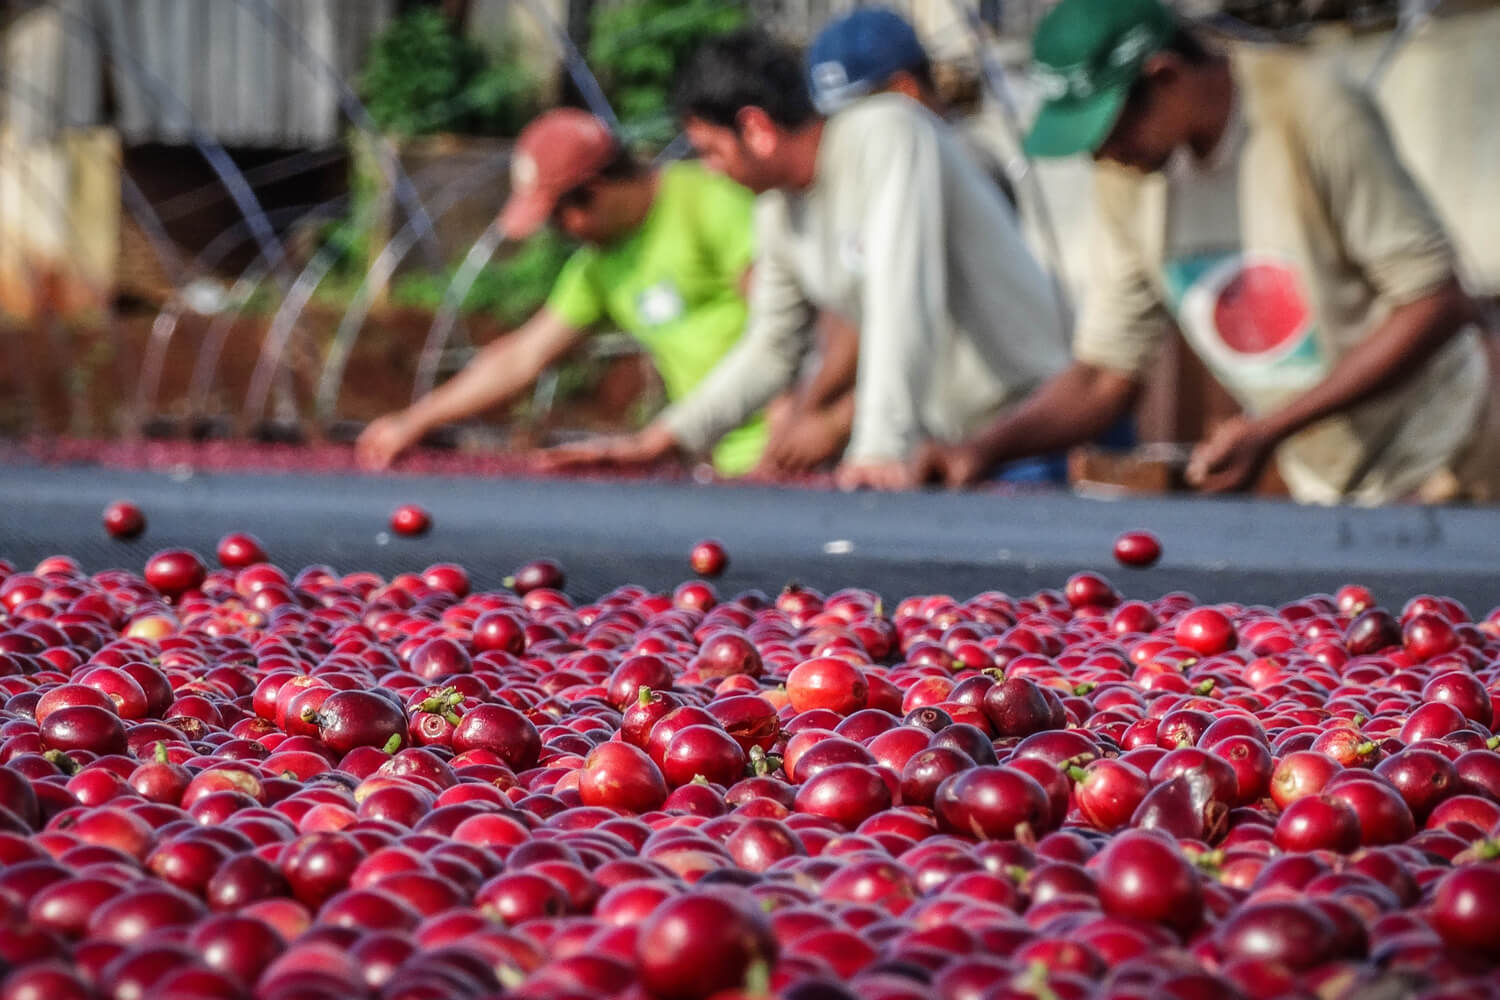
xmin=1023 ymin=0 xmax=1178 ymax=158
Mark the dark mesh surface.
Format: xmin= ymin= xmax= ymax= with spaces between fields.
xmin=1 ymin=451 xmax=1497 ymax=613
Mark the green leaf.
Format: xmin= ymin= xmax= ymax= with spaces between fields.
xmin=588 ymin=0 xmax=750 ymax=145
xmin=359 ymin=8 xmax=541 ymax=138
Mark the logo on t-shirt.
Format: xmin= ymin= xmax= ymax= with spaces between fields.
xmin=636 ymin=281 xmax=685 ymax=327
xmin=1165 ymin=251 xmax=1325 ymax=394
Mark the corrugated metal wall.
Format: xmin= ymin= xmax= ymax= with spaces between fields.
xmin=5 ymin=0 xmax=395 ymax=147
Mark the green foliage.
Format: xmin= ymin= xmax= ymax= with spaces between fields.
xmin=315 ymin=215 xmax=369 ymax=276
xmin=388 ymin=230 xmax=574 ymax=329
xmin=464 ymin=57 xmax=545 ymax=137
xmin=588 ymin=0 xmax=750 ymax=146
xmin=307 ymin=140 xmax=388 ymax=285
xmin=360 ymin=7 xmax=541 ymax=137
xmin=331 ymin=0 xmax=748 ymax=342
xmin=360 ymin=8 xmax=477 ymax=134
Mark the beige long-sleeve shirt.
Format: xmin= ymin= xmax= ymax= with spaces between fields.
xmin=660 ymin=95 xmax=1070 ymax=464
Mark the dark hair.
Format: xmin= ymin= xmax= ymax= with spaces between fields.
xmin=900 ymin=55 xmax=937 ymax=95
xmin=1161 ymin=27 xmax=1214 ymax=65
xmin=1120 ymin=28 xmax=1216 ymax=116
xmin=555 ymin=144 xmax=642 ymax=213
xmin=595 ymin=144 xmax=643 ymax=181
xmin=672 ymin=28 xmax=818 ymax=131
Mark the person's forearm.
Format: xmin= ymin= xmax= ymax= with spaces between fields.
xmin=659 ymin=308 xmax=811 ymax=454
xmin=1257 ymin=279 xmax=1474 ymax=444
xmin=821 ymin=390 xmax=855 ymax=437
xmin=970 ymin=362 xmax=1138 ymax=470
xmin=660 ymin=346 xmax=800 ymax=454
xmin=402 ymin=344 xmax=535 ymax=433
xmin=404 ymin=322 xmax=572 ymax=433
xmin=801 ymin=318 xmax=859 ymax=412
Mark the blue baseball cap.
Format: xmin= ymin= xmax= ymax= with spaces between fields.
xmin=806 ymin=7 xmax=929 ymax=115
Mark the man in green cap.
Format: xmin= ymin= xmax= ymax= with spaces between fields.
xmin=916 ymin=0 xmax=1499 ymax=505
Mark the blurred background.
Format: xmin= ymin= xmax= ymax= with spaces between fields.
xmin=0 ymin=0 xmax=1494 ymax=495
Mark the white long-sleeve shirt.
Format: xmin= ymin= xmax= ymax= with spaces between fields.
xmin=660 ymin=95 xmax=1070 ymax=463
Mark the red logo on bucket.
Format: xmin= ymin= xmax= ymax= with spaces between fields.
xmin=1211 ymin=260 xmax=1311 ymax=357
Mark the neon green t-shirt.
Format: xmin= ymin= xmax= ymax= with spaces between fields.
xmin=545 ymin=161 xmax=765 ymax=476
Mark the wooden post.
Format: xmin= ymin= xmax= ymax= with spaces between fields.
xmin=442 ymin=0 xmax=474 ymax=29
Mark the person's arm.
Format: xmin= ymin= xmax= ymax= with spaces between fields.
xmin=1187 ymin=278 xmax=1474 ymax=491
xmin=913 ymin=362 xmax=1139 ymax=487
xmin=758 ymin=388 xmax=855 ymax=477
xmin=356 ymin=308 xmax=583 ymax=470
xmin=754 ymin=316 xmax=858 ymax=476
xmin=1189 ymin=82 xmax=1476 ymax=493
xmin=800 ymin=315 xmax=859 ymax=411
xmin=975 ymin=362 xmax=1140 ymax=464
xmin=913 ymin=166 xmax=1167 ymax=489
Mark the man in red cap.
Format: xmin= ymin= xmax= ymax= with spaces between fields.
xmin=356 ymin=107 xmax=767 ymax=476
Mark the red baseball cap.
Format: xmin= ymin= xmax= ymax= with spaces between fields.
xmin=498 ymin=109 xmax=620 ymax=239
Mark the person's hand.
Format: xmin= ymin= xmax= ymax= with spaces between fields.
xmin=910 ymin=439 xmax=988 ymax=489
xmin=757 ymin=407 xmax=849 ymax=477
xmin=356 ymin=412 xmax=424 ymax=471
xmin=834 ymin=458 xmax=918 ymax=492
xmin=536 ymin=423 xmax=681 ymax=471
xmin=1186 ymin=416 xmax=1278 ymax=493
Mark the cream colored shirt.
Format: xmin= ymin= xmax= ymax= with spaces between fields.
xmin=1075 ymin=50 xmax=1490 ymax=506
xmin=661 ymin=95 xmax=1069 ymax=464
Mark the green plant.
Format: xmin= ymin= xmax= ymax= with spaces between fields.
xmin=588 ymin=0 xmax=749 ymax=147
xmin=464 ymin=55 xmax=543 ymax=138
xmin=314 ymin=215 xmax=369 ymax=276
xmin=361 ymin=8 xmax=479 ymax=135
xmin=360 ymin=7 xmax=541 ymax=137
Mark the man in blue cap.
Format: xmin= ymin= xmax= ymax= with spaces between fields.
xmin=805 ymin=7 xmax=1015 ymax=205
xmin=916 ymin=0 xmax=1498 ymax=505
xmin=546 ymin=27 xmax=1070 ymax=489
xmin=806 ymin=5 xmax=932 ymax=112
xmin=752 ymin=6 xmax=1027 ymax=477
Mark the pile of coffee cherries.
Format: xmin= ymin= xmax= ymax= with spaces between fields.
xmin=0 ymin=522 xmax=1498 ymax=1000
